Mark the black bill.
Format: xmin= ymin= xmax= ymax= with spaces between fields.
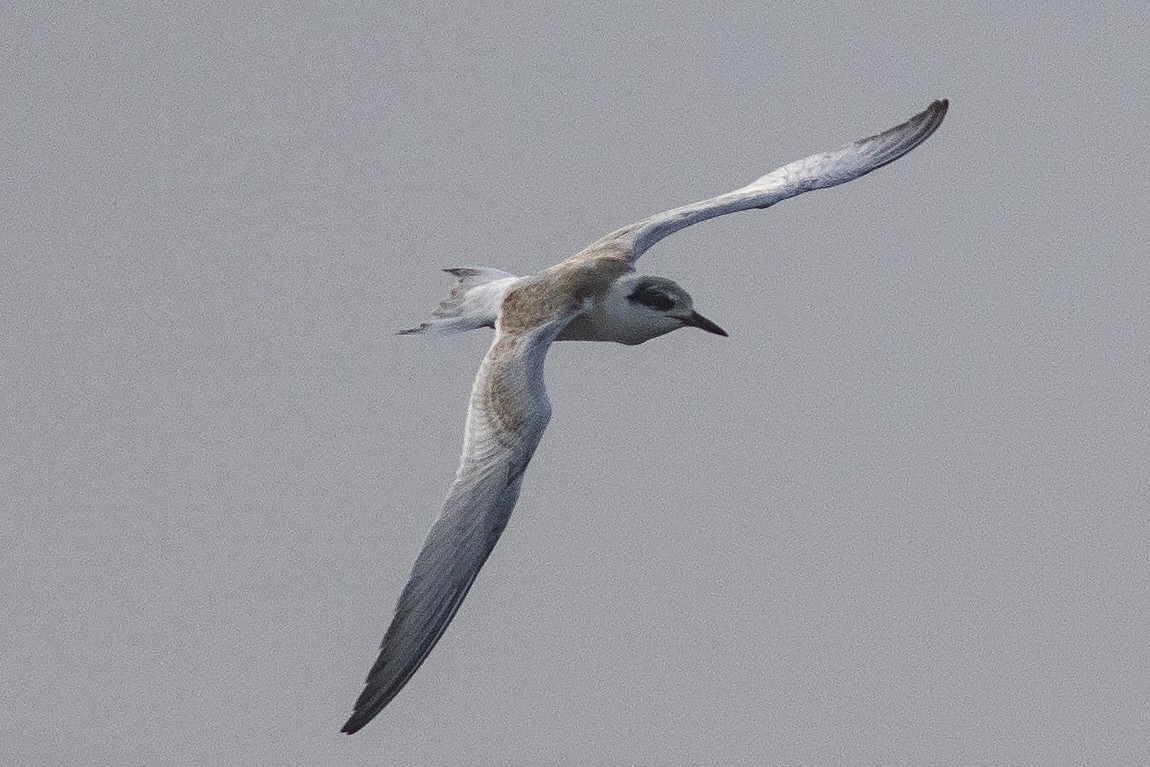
xmin=681 ymin=311 xmax=728 ymax=337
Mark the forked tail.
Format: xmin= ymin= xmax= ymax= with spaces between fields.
xmin=398 ymin=267 xmax=520 ymax=336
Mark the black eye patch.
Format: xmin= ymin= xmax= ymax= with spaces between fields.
xmin=627 ymin=284 xmax=675 ymax=312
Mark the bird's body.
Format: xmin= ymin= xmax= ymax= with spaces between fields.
xmin=343 ymin=99 xmax=948 ymax=734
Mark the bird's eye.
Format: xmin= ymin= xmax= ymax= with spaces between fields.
xmin=627 ymin=285 xmax=675 ymax=312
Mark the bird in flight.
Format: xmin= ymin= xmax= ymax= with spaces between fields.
xmin=342 ymin=99 xmax=948 ymax=733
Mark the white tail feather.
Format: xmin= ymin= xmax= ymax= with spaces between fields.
xmin=399 ymin=267 xmax=520 ymax=336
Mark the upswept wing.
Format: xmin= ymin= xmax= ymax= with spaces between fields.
xmin=342 ymin=311 xmax=578 ymax=734
xmin=589 ymin=99 xmax=947 ymax=263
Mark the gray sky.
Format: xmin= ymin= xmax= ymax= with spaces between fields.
xmin=5 ymin=1 xmax=1148 ymax=765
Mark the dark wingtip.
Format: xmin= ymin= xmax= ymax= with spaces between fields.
xmin=923 ymin=98 xmax=949 ymax=132
xmin=933 ymin=98 xmax=949 ymax=120
xmin=905 ymin=98 xmax=949 ymax=141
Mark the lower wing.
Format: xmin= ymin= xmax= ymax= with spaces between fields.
xmin=342 ymin=311 xmax=577 ymax=733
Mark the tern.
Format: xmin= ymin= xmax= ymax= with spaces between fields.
xmin=342 ymin=99 xmax=948 ymax=733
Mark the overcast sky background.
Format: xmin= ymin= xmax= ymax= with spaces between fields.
xmin=5 ymin=2 xmax=1149 ymax=765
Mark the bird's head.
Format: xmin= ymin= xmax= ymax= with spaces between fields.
xmin=604 ymin=275 xmax=727 ymax=345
